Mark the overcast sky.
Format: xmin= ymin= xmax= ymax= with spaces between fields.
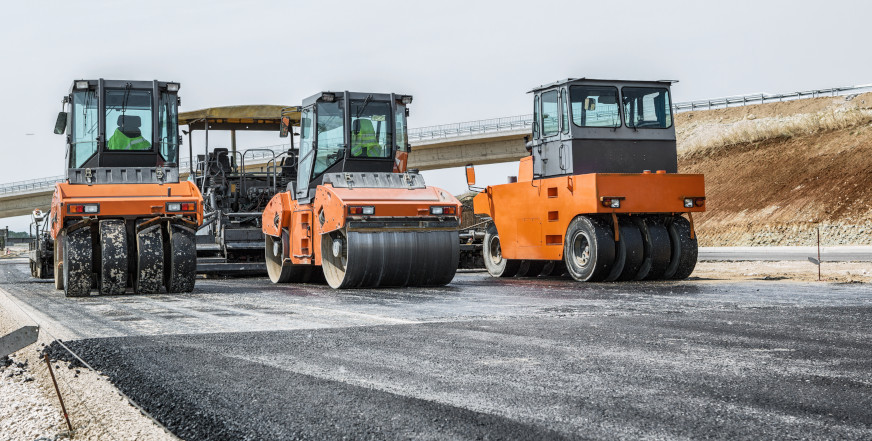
xmin=1 ymin=0 xmax=870 ymax=231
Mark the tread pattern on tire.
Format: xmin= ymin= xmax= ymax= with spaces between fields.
xmin=63 ymin=227 xmax=92 ymax=297
xmin=665 ymin=216 xmax=698 ymax=280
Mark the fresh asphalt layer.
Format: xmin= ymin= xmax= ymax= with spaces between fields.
xmin=3 ymin=258 xmax=872 ymax=440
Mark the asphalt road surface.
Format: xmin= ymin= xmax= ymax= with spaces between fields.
xmin=3 ymin=258 xmax=871 ymax=440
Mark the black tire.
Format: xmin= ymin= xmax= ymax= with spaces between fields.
xmin=99 ymin=220 xmax=128 ymax=295
xmin=63 ymin=228 xmax=92 ymax=297
xmin=516 ymin=260 xmax=546 ymax=277
xmin=664 ymin=216 xmax=698 ymax=280
xmin=563 ymin=216 xmax=615 ymax=282
xmin=134 ymin=224 xmax=164 ymax=294
xmin=165 ymin=224 xmax=197 ymax=293
xmin=264 ymin=233 xmax=309 ymax=284
xmin=633 ymin=218 xmax=671 ymax=281
xmin=609 ymin=220 xmax=645 ymax=282
xmin=483 ymin=224 xmax=521 ymax=277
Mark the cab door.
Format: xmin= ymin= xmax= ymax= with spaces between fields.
xmin=295 ymin=105 xmax=315 ymax=201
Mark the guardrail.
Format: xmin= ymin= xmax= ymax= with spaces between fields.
xmin=0 ymin=176 xmax=65 ymax=195
xmin=2 ymin=83 xmax=870 ymax=195
xmin=409 ymin=83 xmax=872 ymax=141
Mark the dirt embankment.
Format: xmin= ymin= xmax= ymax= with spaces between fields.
xmin=676 ymin=93 xmax=872 ymax=246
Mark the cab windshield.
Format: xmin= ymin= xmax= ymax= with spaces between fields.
xmin=622 ymin=87 xmax=672 ymax=128
xmin=105 ymin=89 xmax=153 ymax=151
xmin=349 ymin=100 xmax=392 ymax=158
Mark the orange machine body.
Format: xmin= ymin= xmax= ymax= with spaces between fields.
xmin=263 ymin=184 xmax=460 ymax=266
xmin=473 ymin=157 xmax=705 ymax=261
xmin=50 ymin=181 xmax=203 ymax=238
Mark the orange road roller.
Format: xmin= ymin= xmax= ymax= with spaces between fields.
xmin=262 ymin=91 xmax=461 ymax=288
xmin=49 ymin=79 xmax=202 ymax=296
xmin=470 ymin=78 xmax=705 ymax=281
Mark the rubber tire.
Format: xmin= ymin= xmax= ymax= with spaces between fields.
xmin=664 ymin=216 xmax=698 ymax=280
xmin=165 ymin=224 xmax=197 ymax=293
xmin=483 ymin=224 xmax=521 ymax=277
xmin=134 ymin=224 xmax=164 ymax=294
xmin=516 ymin=260 xmax=546 ymax=277
xmin=633 ymin=218 xmax=671 ymax=281
xmin=63 ymin=228 xmax=92 ymax=298
xmin=99 ymin=220 xmax=128 ymax=295
xmin=54 ymin=236 xmax=64 ymax=290
xmin=264 ymin=233 xmax=310 ymax=284
xmin=563 ymin=216 xmax=615 ymax=282
xmin=605 ymin=220 xmax=645 ymax=282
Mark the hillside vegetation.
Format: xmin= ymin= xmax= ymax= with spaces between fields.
xmin=676 ymin=93 xmax=872 ymax=246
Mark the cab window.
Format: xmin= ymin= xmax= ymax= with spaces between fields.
xmin=71 ymin=90 xmax=98 ymax=168
xmin=158 ymin=92 xmax=178 ymax=163
xmin=532 ymin=96 xmax=540 ymax=139
xmin=541 ymin=90 xmax=559 ymax=136
xmin=105 ymin=89 xmax=153 ymax=151
xmin=570 ymin=86 xmax=621 ymax=128
xmin=313 ymin=101 xmax=345 ymax=176
xmin=395 ymin=104 xmax=408 ymax=152
xmin=296 ymin=107 xmax=314 ymax=196
xmin=349 ymin=100 xmax=392 ymax=158
xmin=622 ymin=87 xmax=672 ymax=128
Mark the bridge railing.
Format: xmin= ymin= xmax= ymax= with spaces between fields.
xmin=410 ymin=114 xmax=534 ymax=141
xmin=0 ymin=176 xmax=65 ymax=195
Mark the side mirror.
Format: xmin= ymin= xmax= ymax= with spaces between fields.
xmin=279 ymin=116 xmax=291 ymax=138
xmin=585 ymin=98 xmax=596 ymax=111
xmin=53 ymin=112 xmax=68 ymax=135
xmin=465 ymin=164 xmax=476 ymax=187
xmin=405 ymin=108 xmax=410 ymax=117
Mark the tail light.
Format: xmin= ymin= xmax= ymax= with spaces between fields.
xmin=348 ymin=206 xmax=375 ymax=215
xmin=600 ymin=197 xmax=624 ymax=208
xmin=67 ymin=203 xmax=99 ymax=214
xmin=684 ymin=197 xmax=705 ymax=208
xmin=430 ymin=206 xmax=457 ymax=215
xmin=167 ymin=202 xmax=197 ymax=212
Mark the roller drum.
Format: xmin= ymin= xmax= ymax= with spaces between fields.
xmin=322 ymin=229 xmax=459 ymax=289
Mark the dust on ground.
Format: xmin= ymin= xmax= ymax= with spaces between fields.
xmin=692 ymin=261 xmax=871 ymax=283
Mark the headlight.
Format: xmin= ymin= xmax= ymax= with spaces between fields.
xmin=684 ymin=198 xmax=694 ymax=208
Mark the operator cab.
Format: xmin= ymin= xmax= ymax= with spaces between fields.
xmin=54 ymin=79 xmax=182 ymax=185
xmin=293 ymin=91 xmax=412 ymax=202
xmin=527 ymin=78 xmax=677 ymax=178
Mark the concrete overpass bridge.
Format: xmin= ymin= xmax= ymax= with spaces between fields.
xmin=0 ymin=114 xmax=532 ymax=219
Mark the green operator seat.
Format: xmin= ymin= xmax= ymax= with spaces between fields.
xmin=107 ymin=115 xmax=151 ymax=150
xmin=350 ymin=119 xmax=381 ymax=157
